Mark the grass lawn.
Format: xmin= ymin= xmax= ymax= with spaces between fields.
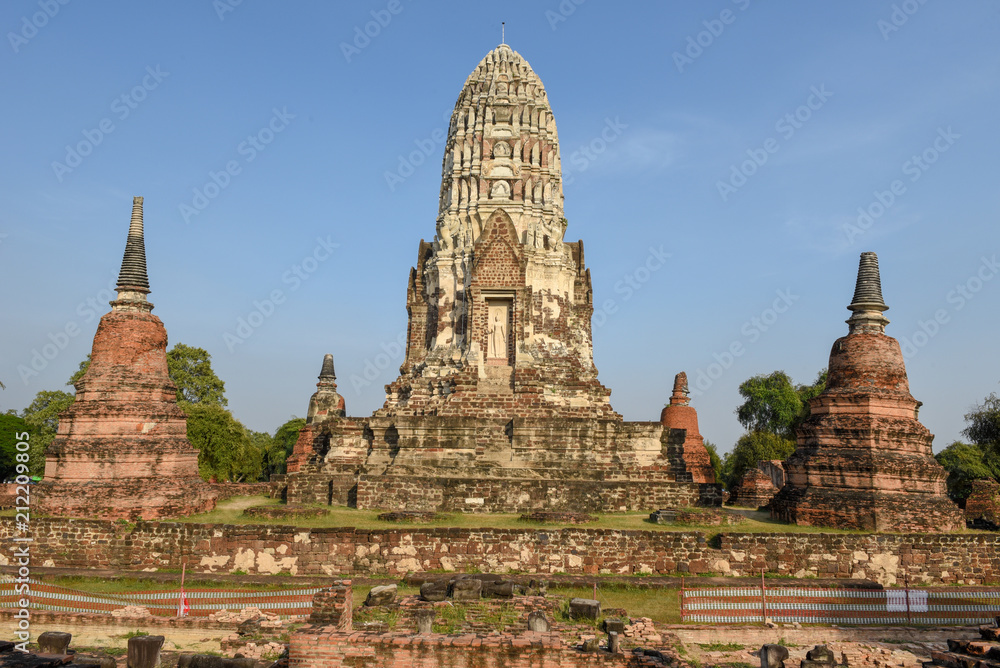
xmin=49 ymin=576 xmax=309 ymax=594
xmin=171 ymin=496 xmax=872 ymax=537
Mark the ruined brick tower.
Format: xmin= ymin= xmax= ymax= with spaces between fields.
xmin=380 ymin=43 xmax=615 ymax=419
xmin=284 ymin=45 xmax=721 ymax=512
xmin=36 ymin=197 xmax=217 ymax=520
xmin=660 ymin=372 xmax=715 ymax=483
xmin=770 ymin=252 xmax=961 ymax=531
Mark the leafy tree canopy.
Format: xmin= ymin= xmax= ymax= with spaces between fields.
xmin=964 ymin=393 xmax=1000 ymax=454
xmin=167 ymin=343 xmax=227 ymax=406
xmin=68 ymin=355 xmax=91 ymax=387
xmin=181 ymin=402 xmax=260 ymax=483
xmin=0 ymin=414 xmax=31 ymax=481
xmin=735 ymin=370 xmax=827 ymax=440
xmin=720 ymin=430 xmax=796 ymax=490
xmin=935 ymin=441 xmax=999 ymax=502
xmin=703 ymin=440 xmax=723 ymax=485
xmin=19 ymin=389 xmax=74 ymax=477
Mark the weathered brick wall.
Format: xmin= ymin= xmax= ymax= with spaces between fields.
xmin=356 ymin=476 xmax=709 ymax=513
xmin=2 ymin=518 xmax=998 ymax=585
xmin=309 ymin=580 xmax=352 ymax=630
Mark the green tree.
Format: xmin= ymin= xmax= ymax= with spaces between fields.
xmin=273 ymin=417 xmax=306 ymax=473
xmin=794 ymin=369 xmax=828 ymax=432
xmin=68 ymin=355 xmax=91 ymax=387
xmin=20 ymin=390 xmax=75 ymax=476
xmin=182 ymin=402 xmax=261 ymax=482
xmin=736 ymin=372 xmax=804 ymax=440
xmin=935 ymin=441 xmax=998 ymax=502
xmin=963 ymin=393 xmax=1000 ymax=456
xmin=167 ymin=344 xmax=227 ymax=406
xmin=703 ymin=440 xmax=723 ymax=484
xmin=720 ymin=430 xmax=796 ymax=490
xmin=0 ymin=413 xmax=32 ymax=481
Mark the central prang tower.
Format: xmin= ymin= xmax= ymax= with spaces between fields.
xmin=284 ymin=45 xmax=719 ymax=514
xmin=380 ymin=43 xmax=616 ymax=419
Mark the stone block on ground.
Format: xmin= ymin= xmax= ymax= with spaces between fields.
xmin=481 ymin=579 xmax=514 ymax=598
xmin=127 ymin=635 xmax=165 ymax=668
xmin=760 ymin=643 xmax=790 ymax=668
xmin=413 ymin=608 xmax=435 ymax=635
xmin=649 ymin=509 xmax=677 ymax=524
xmin=569 ymin=598 xmax=601 ymax=621
xmin=450 ymin=578 xmax=482 ymax=601
xmin=603 ymin=618 xmax=626 ymax=634
xmin=37 ymin=632 xmax=71 ymax=655
xmin=419 ymin=580 xmax=448 ymax=602
xmin=364 ymin=584 xmax=397 ymax=607
xmin=526 ymin=611 xmax=549 ymax=632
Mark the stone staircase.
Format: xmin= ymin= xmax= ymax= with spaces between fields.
xmin=924 ymin=617 xmax=1000 ymax=668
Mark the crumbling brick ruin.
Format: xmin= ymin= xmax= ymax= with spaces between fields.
xmin=770 ymin=252 xmax=962 ymax=531
xmin=35 ymin=197 xmax=217 ymax=520
xmin=285 ymin=44 xmax=719 ymax=512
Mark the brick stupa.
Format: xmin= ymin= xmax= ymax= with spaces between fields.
xmin=36 ymin=197 xmax=218 ymax=520
xmin=285 ymin=45 xmax=722 ymax=512
xmin=660 ymin=372 xmax=715 ymax=483
xmin=770 ymin=252 xmax=962 ymax=531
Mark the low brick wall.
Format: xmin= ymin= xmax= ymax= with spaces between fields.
xmin=356 ymin=476 xmax=717 ymax=513
xmin=2 ymin=518 xmax=999 ymax=585
xmin=289 ymin=630 xmax=659 ymax=667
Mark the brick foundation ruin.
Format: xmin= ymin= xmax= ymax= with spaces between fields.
xmin=770 ymin=253 xmax=961 ymax=531
xmin=728 ymin=468 xmax=779 ymax=509
xmin=285 ymin=45 xmax=719 ymax=512
xmin=35 ymin=197 xmax=217 ymax=520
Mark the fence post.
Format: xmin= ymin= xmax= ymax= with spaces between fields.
xmin=679 ymin=576 xmax=685 ymax=622
xmin=904 ymin=572 xmax=911 ymax=624
xmin=761 ymin=569 xmax=767 ymax=625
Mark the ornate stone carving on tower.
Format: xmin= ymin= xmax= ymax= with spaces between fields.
xmin=283 ymin=45 xmax=722 ymax=513
xmin=35 ymin=197 xmax=218 ymax=520
xmin=380 ymin=43 xmax=614 ymax=419
xmin=770 ymin=252 xmax=962 ymax=531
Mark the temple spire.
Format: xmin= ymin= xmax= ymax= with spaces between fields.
xmin=114 ymin=196 xmax=152 ymax=311
xmin=846 ymin=251 xmax=889 ymax=333
xmin=319 ymin=353 xmax=336 ymax=382
xmin=669 ymin=372 xmax=690 ymax=407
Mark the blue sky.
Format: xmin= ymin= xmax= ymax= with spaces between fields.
xmin=1 ymin=1 xmax=998 ymax=455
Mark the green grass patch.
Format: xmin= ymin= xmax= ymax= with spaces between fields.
xmin=698 ymin=642 xmax=744 ymax=651
xmin=50 ymin=576 xmax=308 ymax=595
xmin=550 ymin=584 xmax=681 ymax=625
xmin=172 ymin=497 xmax=874 ymax=536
